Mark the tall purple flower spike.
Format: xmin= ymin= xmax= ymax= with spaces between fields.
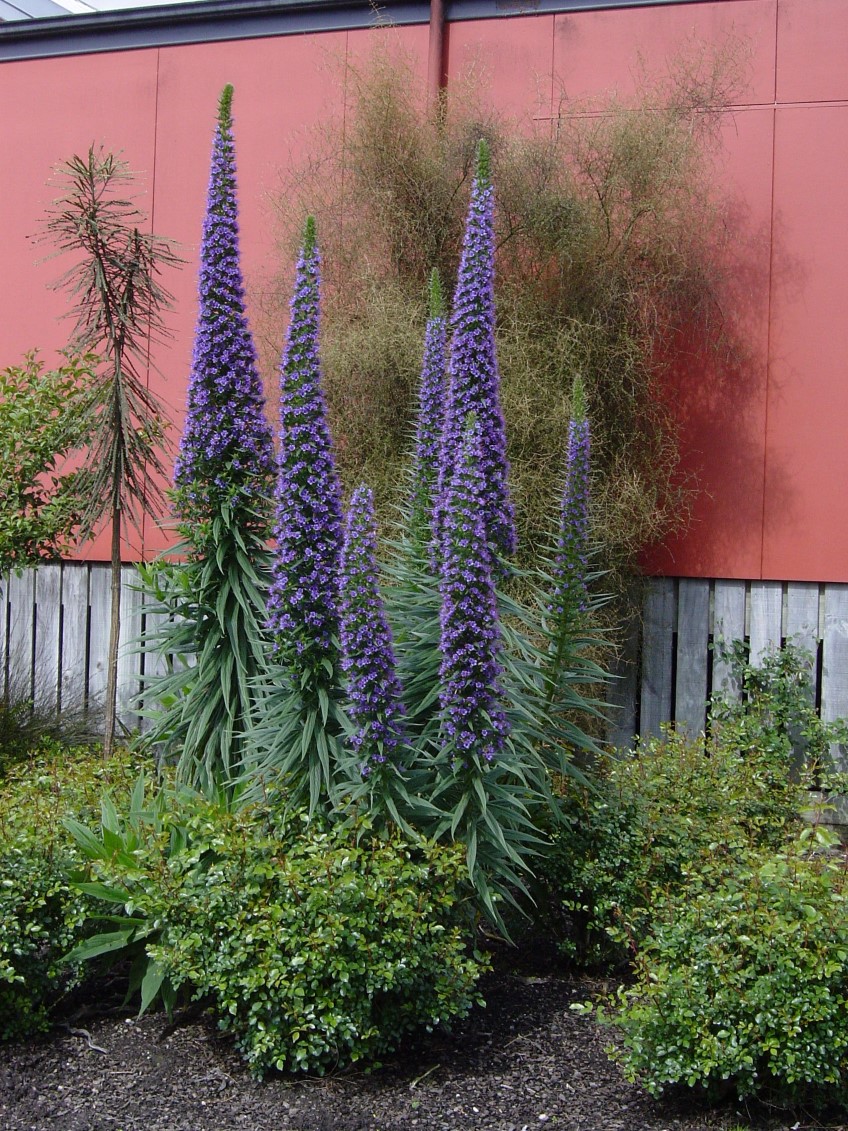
xmin=339 ymin=484 xmax=408 ymax=774
xmin=267 ymin=216 xmax=344 ymax=680
xmin=438 ymin=413 xmax=510 ymax=764
xmin=436 ymin=138 xmax=516 ymax=561
xmin=410 ymin=269 xmax=447 ymax=549
xmin=551 ymin=374 xmax=591 ymax=622
xmin=173 ymin=84 xmax=275 ymax=532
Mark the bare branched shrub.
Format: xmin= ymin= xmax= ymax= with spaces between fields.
xmin=263 ymin=38 xmax=748 ymax=579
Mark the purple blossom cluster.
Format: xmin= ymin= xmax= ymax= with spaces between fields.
xmin=438 ymin=414 xmax=509 ymax=763
xmin=409 ymin=269 xmax=447 ymax=547
xmin=267 ymin=217 xmax=343 ymax=678
xmin=551 ymin=376 xmax=591 ymax=621
xmin=339 ymin=484 xmax=408 ymax=774
xmin=436 ymin=139 xmax=515 ymax=561
xmin=173 ymin=85 xmax=275 ymax=532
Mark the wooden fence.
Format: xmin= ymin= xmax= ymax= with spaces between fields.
xmin=3 ymin=566 xmax=848 ymax=755
xmin=609 ymin=578 xmax=848 ymax=764
xmin=0 ymin=563 xmax=148 ymax=734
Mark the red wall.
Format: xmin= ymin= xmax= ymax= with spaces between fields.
xmin=1 ymin=0 xmax=847 ymax=581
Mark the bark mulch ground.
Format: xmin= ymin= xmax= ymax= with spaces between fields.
xmin=1 ymin=959 xmax=846 ymax=1131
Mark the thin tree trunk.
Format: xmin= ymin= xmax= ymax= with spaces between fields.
xmin=103 ymin=498 xmax=122 ymax=758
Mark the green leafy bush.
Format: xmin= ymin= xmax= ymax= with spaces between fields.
xmin=0 ymin=743 xmax=139 ymax=1039
xmin=0 ymin=352 xmax=95 ymax=574
xmin=70 ymin=789 xmax=487 ymax=1076
xmin=540 ymin=728 xmax=806 ymax=967
xmin=541 ymin=643 xmax=845 ymax=967
xmin=612 ymin=836 xmax=848 ymax=1108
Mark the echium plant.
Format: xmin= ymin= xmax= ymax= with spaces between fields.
xmin=339 ymin=484 xmax=417 ymax=823
xmin=409 ymin=269 xmax=447 ymax=549
xmin=254 ymin=216 xmax=347 ymax=809
xmin=141 ymin=85 xmax=276 ymax=794
xmin=173 ymin=84 xmax=276 ymax=531
xmin=436 ymin=139 xmax=515 ymax=562
xmin=437 ymin=413 xmax=509 ymax=766
xmin=266 ymin=216 xmax=342 ymax=678
xmin=550 ymin=373 xmax=591 ymax=629
xmin=433 ymin=412 xmax=547 ymax=926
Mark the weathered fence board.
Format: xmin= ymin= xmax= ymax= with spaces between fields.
xmin=749 ymin=581 xmax=783 ymax=664
xmin=607 ymin=608 xmax=639 ymax=750
xmin=822 ymin=584 xmax=848 ymax=770
xmin=786 ymin=582 xmax=819 ymax=657
xmin=712 ymin=579 xmax=746 ymax=696
xmin=7 ymin=570 xmax=35 ymax=701
xmin=116 ymin=566 xmax=143 ymax=732
xmin=33 ymin=566 xmax=62 ymax=715
xmin=640 ymin=578 xmax=676 ymax=739
xmin=61 ymin=565 xmax=89 ymax=714
xmin=87 ymin=566 xmax=111 ymax=712
xmin=0 ymin=574 xmax=7 ymax=699
xmin=675 ymin=579 xmax=709 ymax=737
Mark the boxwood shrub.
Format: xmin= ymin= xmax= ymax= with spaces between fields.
xmin=77 ymin=793 xmax=488 ymax=1076
xmin=612 ymin=837 xmax=848 ymax=1108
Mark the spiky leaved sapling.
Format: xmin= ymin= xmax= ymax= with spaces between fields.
xmin=45 ymin=148 xmax=182 ymax=757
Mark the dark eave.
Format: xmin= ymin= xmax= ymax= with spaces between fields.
xmin=0 ymin=0 xmax=736 ymax=62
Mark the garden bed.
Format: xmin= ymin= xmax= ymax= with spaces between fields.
xmin=0 ymin=963 xmax=829 ymax=1131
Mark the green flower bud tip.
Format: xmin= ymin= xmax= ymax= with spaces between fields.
xmin=303 ymin=214 xmax=317 ymax=255
xmin=429 ymin=268 xmax=443 ymax=319
xmin=475 ymin=137 xmax=491 ymax=185
xmin=218 ymin=84 xmax=234 ymax=130
xmin=571 ymin=372 xmax=586 ymax=422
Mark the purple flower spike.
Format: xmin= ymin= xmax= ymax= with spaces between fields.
xmin=437 ymin=139 xmax=515 ymax=561
xmin=551 ymin=374 xmax=591 ymax=622
xmin=340 ymin=484 xmax=408 ymax=773
xmin=173 ymin=85 xmax=275 ymax=534
xmin=410 ymin=269 xmax=447 ymax=548
xmin=438 ymin=414 xmax=510 ymax=764
xmin=267 ymin=216 xmax=344 ymax=680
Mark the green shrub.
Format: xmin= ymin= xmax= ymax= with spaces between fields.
xmin=540 ymin=643 xmax=845 ymax=967
xmin=70 ymin=790 xmax=487 ymax=1076
xmin=612 ymin=835 xmax=848 ymax=1108
xmin=0 ymin=743 xmax=140 ymax=1039
xmin=540 ymin=728 xmax=806 ymax=967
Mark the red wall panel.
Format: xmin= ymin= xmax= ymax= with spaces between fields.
xmin=0 ymin=49 xmax=160 ymax=559
xmin=552 ymin=0 xmax=777 ymax=107
xmin=645 ymin=105 xmax=774 ymax=580
xmin=1 ymin=1 xmax=847 ymax=581
xmin=762 ymin=103 xmax=848 ymax=580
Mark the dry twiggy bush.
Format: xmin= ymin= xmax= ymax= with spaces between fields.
xmin=261 ymin=37 xmax=749 ymax=586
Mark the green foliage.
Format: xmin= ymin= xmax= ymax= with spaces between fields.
xmin=268 ymin=44 xmax=746 ymax=577
xmin=0 ymin=352 xmax=95 ymax=574
xmin=536 ymin=642 xmax=848 ymax=1109
xmin=541 ymin=643 xmax=843 ymax=967
xmin=612 ymin=837 xmax=848 ymax=1108
xmin=711 ymin=639 xmax=848 ymax=779
xmin=137 ymin=516 xmax=275 ymax=795
xmin=66 ymin=787 xmax=487 ymax=1076
xmin=0 ymin=744 xmax=140 ymax=1040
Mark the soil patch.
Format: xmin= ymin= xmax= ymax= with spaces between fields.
xmin=0 ymin=966 xmax=842 ymax=1131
